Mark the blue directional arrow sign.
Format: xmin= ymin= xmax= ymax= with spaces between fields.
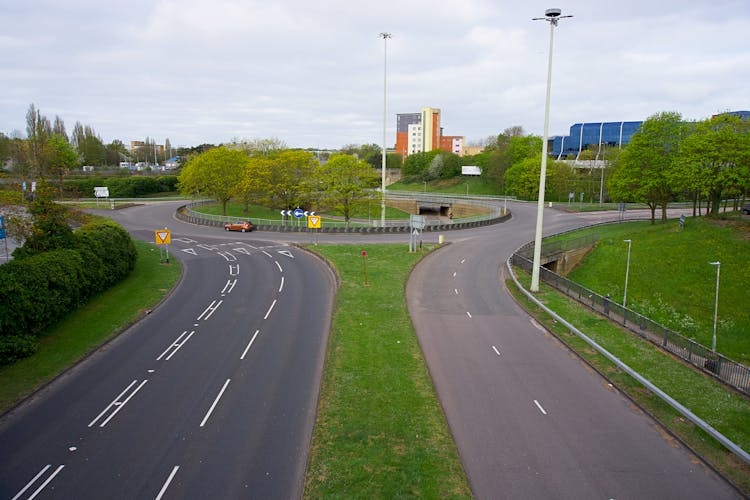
xmin=293 ymin=208 xmax=304 ymax=219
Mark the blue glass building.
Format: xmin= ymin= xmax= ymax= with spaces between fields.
xmin=550 ymin=120 xmax=643 ymax=158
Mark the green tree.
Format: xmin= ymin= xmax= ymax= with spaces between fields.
xmin=24 ymin=103 xmax=52 ymax=177
xmin=178 ymin=147 xmax=248 ymax=215
xmin=314 ymin=154 xmax=378 ymax=226
xmin=238 ymin=156 xmax=273 ymax=211
xmin=264 ymin=150 xmax=319 ymax=210
xmin=504 ymin=155 xmax=572 ymax=201
xmin=608 ymin=111 xmax=685 ymax=223
xmin=12 ymin=182 xmax=75 ymax=259
xmin=47 ymin=135 xmax=78 ymax=196
xmin=679 ymin=114 xmax=750 ymax=216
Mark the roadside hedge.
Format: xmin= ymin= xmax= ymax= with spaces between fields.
xmin=0 ymin=220 xmax=137 ymax=364
xmin=64 ymin=175 xmax=178 ymax=198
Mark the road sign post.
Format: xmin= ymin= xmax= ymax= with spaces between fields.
xmin=155 ymin=228 xmax=171 ymax=263
xmin=308 ymin=215 xmax=322 ymax=245
xmin=361 ymin=250 xmax=368 ymax=285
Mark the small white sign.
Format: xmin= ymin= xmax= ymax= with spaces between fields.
xmin=94 ymin=187 xmax=109 ymax=198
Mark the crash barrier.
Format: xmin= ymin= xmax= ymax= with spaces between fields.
xmin=176 ymin=195 xmax=512 ymax=233
xmin=506 ymin=254 xmax=750 ymax=465
xmin=511 ymin=240 xmax=750 ymax=397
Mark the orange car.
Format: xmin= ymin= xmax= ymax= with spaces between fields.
xmin=224 ymin=220 xmax=254 ymax=232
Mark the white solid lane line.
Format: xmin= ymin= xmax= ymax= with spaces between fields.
xmin=492 ymin=345 xmax=501 ymax=356
xmin=221 ymin=279 xmax=237 ymax=295
xmin=534 ymin=399 xmax=548 ymax=415
xmin=241 ymin=330 xmax=261 ymax=360
xmin=262 ymin=250 xmax=273 ymax=258
xmin=453 ymin=271 xmax=457 ymax=277
xmin=461 ymin=258 xmax=466 ymax=264
xmin=466 ymin=311 xmax=472 ymax=319
xmin=275 ymin=260 xmax=283 ymax=273
xmin=97 ymin=380 xmax=148 ymax=428
xmin=157 ymin=331 xmax=195 ymax=361
xmin=197 ymin=300 xmax=223 ymax=321
xmin=264 ymin=299 xmax=277 ymax=320
xmin=155 ymin=466 xmax=180 ymax=500
xmin=454 ymin=288 xmax=459 ymax=295
xmin=200 ymin=379 xmax=231 ymax=427
xmin=25 ymin=465 xmax=64 ymax=500
xmin=279 ymin=276 xmax=285 ymax=293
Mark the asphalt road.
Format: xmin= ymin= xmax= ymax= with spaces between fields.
xmin=407 ymin=202 xmax=739 ymax=499
xmin=0 ymin=200 xmax=738 ymax=499
xmin=0 ymin=209 xmax=335 ymax=499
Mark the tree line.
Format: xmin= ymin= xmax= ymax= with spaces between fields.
xmin=178 ymin=141 xmax=380 ymax=226
xmin=0 ymin=103 xmax=178 ymax=181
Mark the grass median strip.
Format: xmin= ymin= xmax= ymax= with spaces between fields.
xmin=508 ymin=270 xmax=750 ymax=494
xmin=304 ymin=244 xmax=471 ymax=499
xmin=0 ymin=240 xmax=181 ymax=413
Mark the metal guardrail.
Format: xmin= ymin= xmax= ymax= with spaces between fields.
xmin=176 ymin=195 xmax=512 ymax=233
xmin=509 ymin=248 xmax=750 ymax=397
xmin=506 ymin=255 xmax=750 ymax=465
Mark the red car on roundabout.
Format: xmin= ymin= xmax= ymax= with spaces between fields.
xmin=224 ymin=220 xmax=254 ymax=232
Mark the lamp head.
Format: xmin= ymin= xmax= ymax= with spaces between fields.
xmin=545 ymin=8 xmax=562 ymax=17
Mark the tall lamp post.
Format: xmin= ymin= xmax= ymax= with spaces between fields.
xmin=709 ymin=261 xmax=721 ymax=352
xmin=623 ymin=239 xmax=632 ymax=308
xmin=530 ymin=8 xmax=572 ymax=292
xmin=379 ymin=32 xmax=392 ymax=228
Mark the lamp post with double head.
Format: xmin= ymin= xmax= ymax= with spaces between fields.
xmin=709 ymin=261 xmax=720 ymax=352
xmin=379 ymin=32 xmax=392 ymax=228
xmin=623 ymin=239 xmax=632 ymax=308
xmin=530 ymin=8 xmax=573 ymax=292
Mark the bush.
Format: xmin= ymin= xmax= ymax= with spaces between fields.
xmin=0 ymin=335 xmax=38 ymax=366
xmin=0 ymin=219 xmax=137 ymax=342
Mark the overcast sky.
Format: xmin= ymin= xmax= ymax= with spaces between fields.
xmin=2 ymin=0 xmax=748 ymax=150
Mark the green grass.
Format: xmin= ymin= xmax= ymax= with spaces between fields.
xmin=509 ymin=271 xmax=750 ymax=494
xmin=550 ymin=217 xmax=750 ymax=364
xmin=303 ymin=245 xmax=471 ymax=498
xmin=0 ymin=240 xmax=181 ymax=413
xmin=388 ymin=176 xmax=502 ymax=196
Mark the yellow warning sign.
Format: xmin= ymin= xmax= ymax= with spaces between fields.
xmin=155 ymin=229 xmax=171 ymax=245
xmin=308 ymin=215 xmax=321 ymax=229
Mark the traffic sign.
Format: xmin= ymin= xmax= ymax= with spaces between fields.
xmin=308 ymin=215 xmax=321 ymax=229
xmin=280 ymin=209 xmax=317 ymax=217
xmin=155 ymin=229 xmax=171 ymax=245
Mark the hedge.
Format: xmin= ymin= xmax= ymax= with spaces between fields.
xmin=0 ymin=220 xmax=137 ymax=364
xmin=64 ymin=175 xmax=178 ymax=198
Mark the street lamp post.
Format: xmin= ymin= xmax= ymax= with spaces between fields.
xmin=623 ymin=239 xmax=632 ymax=308
xmin=379 ymin=32 xmax=392 ymax=228
xmin=530 ymin=8 xmax=572 ymax=292
xmin=709 ymin=261 xmax=721 ymax=352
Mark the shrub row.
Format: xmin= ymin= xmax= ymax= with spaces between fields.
xmin=0 ymin=220 xmax=137 ymax=364
xmin=64 ymin=175 xmax=178 ymax=198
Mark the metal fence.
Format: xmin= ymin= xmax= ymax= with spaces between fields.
xmin=177 ymin=195 xmax=511 ymax=233
xmin=510 ymin=250 xmax=750 ymax=396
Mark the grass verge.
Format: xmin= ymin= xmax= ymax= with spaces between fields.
xmin=508 ymin=269 xmax=750 ymax=494
xmin=303 ymin=244 xmax=471 ymax=498
xmin=551 ymin=217 xmax=750 ymax=364
xmin=0 ymin=240 xmax=181 ymax=414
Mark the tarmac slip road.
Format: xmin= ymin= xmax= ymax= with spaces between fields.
xmin=407 ymin=203 xmax=740 ymax=499
xmin=0 ymin=236 xmax=335 ymax=499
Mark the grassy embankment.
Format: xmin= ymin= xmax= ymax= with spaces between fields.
xmin=303 ymin=244 xmax=471 ymax=498
xmin=388 ymin=176 xmax=501 ymax=196
xmin=551 ymin=217 xmax=749 ymax=363
xmin=0 ymin=240 xmax=181 ymax=413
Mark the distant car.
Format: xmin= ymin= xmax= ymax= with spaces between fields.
xmin=224 ymin=220 xmax=254 ymax=232
xmin=742 ymin=203 xmax=750 ymax=215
